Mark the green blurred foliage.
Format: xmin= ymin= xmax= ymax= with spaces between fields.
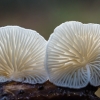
xmin=0 ymin=0 xmax=100 ymax=39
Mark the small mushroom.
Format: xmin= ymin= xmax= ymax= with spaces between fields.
xmin=0 ymin=26 xmax=47 ymax=84
xmin=46 ymin=21 xmax=100 ymax=89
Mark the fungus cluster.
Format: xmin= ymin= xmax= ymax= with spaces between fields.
xmin=0 ymin=26 xmax=47 ymax=84
xmin=46 ymin=21 xmax=100 ymax=88
xmin=0 ymin=21 xmax=100 ymax=89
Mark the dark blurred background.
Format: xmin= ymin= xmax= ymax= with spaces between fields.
xmin=0 ymin=0 xmax=100 ymax=39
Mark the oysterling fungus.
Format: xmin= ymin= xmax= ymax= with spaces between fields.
xmin=46 ymin=21 xmax=100 ymax=89
xmin=0 ymin=26 xmax=47 ymax=84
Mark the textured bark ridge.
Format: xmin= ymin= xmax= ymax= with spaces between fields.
xmin=0 ymin=81 xmax=99 ymax=100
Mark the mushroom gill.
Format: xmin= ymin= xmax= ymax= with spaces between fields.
xmin=0 ymin=26 xmax=47 ymax=84
xmin=46 ymin=21 xmax=100 ymax=89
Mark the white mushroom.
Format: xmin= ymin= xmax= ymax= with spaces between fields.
xmin=0 ymin=26 xmax=47 ymax=84
xmin=46 ymin=21 xmax=100 ymax=89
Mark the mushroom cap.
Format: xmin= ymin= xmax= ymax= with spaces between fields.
xmin=0 ymin=26 xmax=47 ymax=84
xmin=46 ymin=21 xmax=100 ymax=89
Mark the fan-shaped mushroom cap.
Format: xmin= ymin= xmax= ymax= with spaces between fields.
xmin=46 ymin=21 xmax=100 ymax=89
xmin=0 ymin=26 xmax=47 ymax=84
